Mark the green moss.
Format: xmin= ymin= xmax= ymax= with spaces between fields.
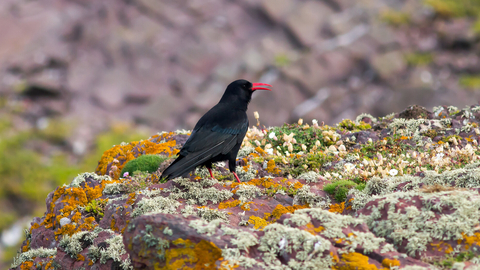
xmin=405 ymin=52 xmax=434 ymax=66
xmin=120 ymin=155 xmax=167 ymax=176
xmin=459 ymin=75 xmax=480 ymax=90
xmin=424 ymin=0 xmax=480 ymax=17
xmin=338 ymin=119 xmax=371 ymax=131
xmin=380 ymin=9 xmax=411 ymax=26
xmin=323 ymin=180 xmax=358 ymax=202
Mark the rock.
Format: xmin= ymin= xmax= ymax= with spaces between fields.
xmin=285 ymin=1 xmax=332 ymax=46
xmin=371 ymin=51 xmax=407 ymax=80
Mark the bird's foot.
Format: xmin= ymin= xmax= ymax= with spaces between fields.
xmin=233 ymin=172 xmax=241 ymax=183
xmin=207 ymin=168 xmax=215 ymax=179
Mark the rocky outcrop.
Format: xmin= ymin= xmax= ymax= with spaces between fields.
xmin=10 ymin=105 xmax=480 ymax=269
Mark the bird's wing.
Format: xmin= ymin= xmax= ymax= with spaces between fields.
xmin=162 ymin=114 xmax=248 ymax=180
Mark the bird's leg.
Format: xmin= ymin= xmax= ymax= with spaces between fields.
xmin=233 ymin=172 xmax=241 ymax=183
xmin=207 ymin=168 xmax=215 ymax=179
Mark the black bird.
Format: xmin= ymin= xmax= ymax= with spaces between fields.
xmin=161 ymin=79 xmax=272 ymax=182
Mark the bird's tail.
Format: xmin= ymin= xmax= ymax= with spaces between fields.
xmin=161 ymin=153 xmax=212 ymax=180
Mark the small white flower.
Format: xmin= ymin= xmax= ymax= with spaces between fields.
xmin=314 ymin=241 xmax=322 ymax=251
xmin=266 ymin=148 xmax=274 ymax=155
xmin=435 ymin=153 xmax=444 ymax=160
xmin=389 ymin=169 xmax=398 ymax=176
xmin=344 ymin=163 xmax=355 ymax=171
xmin=269 ymin=132 xmax=276 ymax=139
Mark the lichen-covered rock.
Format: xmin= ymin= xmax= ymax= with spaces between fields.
xmin=12 ymin=105 xmax=480 ymax=269
xmin=123 ymin=210 xmax=429 ymax=270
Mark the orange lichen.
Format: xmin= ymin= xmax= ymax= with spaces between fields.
xmin=219 ymin=259 xmax=239 ymax=270
xmin=20 ymin=261 xmax=34 ymax=270
xmin=218 ymin=200 xmax=241 ymax=209
xmin=241 ymin=202 xmax=254 ymax=211
xmin=337 ymin=252 xmax=382 ymax=270
xmin=77 ymin=254 xmax=85 ymax=261
xmin=95 ymin=132 xmax=179 ymax=178
xmin=126 ymin=192 xmax=136 ymax=205
xmin=45 ymin=259 xmax=54 ymax=270
xmin=329 ymin=202 xmax=346 ymax=214
xmin=255 ymin=147 xmax=266 ymax=157
xmin=430 ymin=241 xmax=453 ymax=253
xmin=248 ymin=215 xmax=268 ymax=230
xmin=266 ymin=160 xmax=281 ymax=174
xmin=292 ymin=181 xmax=303 ymax=189
xmin=460 ymin=232 xmax=480 ymax=250
xmin=163 ymin=238 xmax=222 ymax=270
xmin=305 ymin=223 xmax=324 ymax=235
xmin=22 ymin=240 xmax=29 ymax=252
xmin=30 ymin=223 xmax=40 ymax=231
xmin=111 ymin=217 xmax=118 ymax=232
xmin=381 ymin=258 xmax=400 ymax=268
xmin=264 ymin=204 xmax=309 ymax=222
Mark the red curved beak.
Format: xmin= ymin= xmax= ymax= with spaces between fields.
xmin=252 ymin=83 xmax=272 ymax=91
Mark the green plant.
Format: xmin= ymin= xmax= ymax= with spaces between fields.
xmin=323 ymin=180 xmax=358 ymax=202
xmin=121 ymin=155 xmax=167 ymax=176
xmin=84 ymin=199 xmax=108 ymax=218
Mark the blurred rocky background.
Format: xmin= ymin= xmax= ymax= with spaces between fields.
xmin=0 ymin=0 xmax=480 ymax=267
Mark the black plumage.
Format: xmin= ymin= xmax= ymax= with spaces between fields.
xmin=161 ymin=79 xmax=272 ymax=182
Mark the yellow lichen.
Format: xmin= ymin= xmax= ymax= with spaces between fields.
xmin=337 ymin=252 xmax=382 ymax=270
xmin=264 ymin=204 xmax=309 ymax=222
xmin=329 ymin=202 xmax=346 ymax=214
xmin=266 ymin=160 xmax=281 ymax=174
xmin=20 ymin=261 xmax=34 ymax=270
xmin=248 ymin=215 xmax=268 ymax=230
xmin=305 ymin=223 xmax=324 ymax=235
xmin=218 ymin=200 xmax=241 ymax=209
xmin=162 ymin=238 xmax=222 ymax=270
xmin=461 ymin=232 xmax=480 ymax=250
xmin=381 ymin=258 xmax=400 ymax=268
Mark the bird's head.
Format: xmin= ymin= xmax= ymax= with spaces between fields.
xmin=220 ymin=79 xmax=272 ymax=107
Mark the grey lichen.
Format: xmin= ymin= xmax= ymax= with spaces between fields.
xmin=231 ymin=231 xmax=259 ymax=252
xmin=356 ymin=187 xmax=480 ymax=256
xmin=68 ymin=172 xmax=111 ymax=188
xmin=196 ymin=207 xmax=229 ymax=223
xmin=293 ymin=185 xmax=330 ymax=208
xmin=59 ymin=231 xmax=97 ymax=258
xmin=236 ymin=161 xmax=258 ymax=182
xmin=103 ymin=183 xmax=126 ymax=195
xmin=356 ymin=113 xmax=377 ymax=124
xmin=189 ymin=219 xmax=223 ymax=236
xmin=297 ymin=171 xmax=320 ymax=184
xmin=235 ymin=184 xmax=262 ymax=202
xmin=168 ymin=178 xmax=233 ymax=205
xmin=11 ymin=247 xmax=57 ymax=268
xmin=132 ymin=196 xmax=180 ymax=217
xmin=88 ymin=233 xmax=132 ymax=270
xmin=237 ymin=146 xmax=256 ymax=158
xmin=163 ymin=227 xmax=173 ymax=236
